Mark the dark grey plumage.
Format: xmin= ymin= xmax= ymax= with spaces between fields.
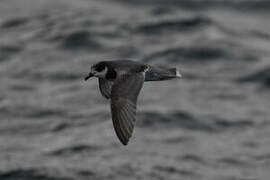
xmin=145 ymin=66 xmax=180 ymax=81
xmin=85 ymin=60 xmax=181 ymax=145
xmin=110 ymin=70 xmax=145 ymax=145
xmin=98 ymin=78 xmax=113 ymax=99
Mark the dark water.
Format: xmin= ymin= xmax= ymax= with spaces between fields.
xmin=1 ymin=0 xmax=270 ymax=179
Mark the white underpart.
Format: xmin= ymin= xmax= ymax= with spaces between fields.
xmin=176 ymin=69 xmax=182 ymax=77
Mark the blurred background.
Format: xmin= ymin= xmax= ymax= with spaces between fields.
xmin=0 ymin=0 xmax=270 ymax=179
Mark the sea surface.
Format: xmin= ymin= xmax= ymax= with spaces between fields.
xmin=0 ymin=0 xmax=270 ymax=179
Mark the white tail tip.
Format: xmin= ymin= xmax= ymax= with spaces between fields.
xmin=176 ymin=70 xmax=182 ymax=77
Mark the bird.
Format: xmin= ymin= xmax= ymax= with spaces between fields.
xmin=84 ymin=60 xmax=181 ymax=145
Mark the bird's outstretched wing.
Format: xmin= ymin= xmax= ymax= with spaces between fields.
xmin=98 ymin=78 xmax=113 ymax=99
xmin=110 ymin=69 xmax=145 ymax=145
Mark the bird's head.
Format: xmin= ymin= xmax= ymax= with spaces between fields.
xmin=84 ymin=62 xmax=108 ymax=81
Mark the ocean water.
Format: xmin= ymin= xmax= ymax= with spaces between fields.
xmin=0 ymin=0 xmax=270 ymax=179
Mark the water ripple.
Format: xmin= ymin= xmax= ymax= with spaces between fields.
xmin=217 ymin=157 xmax=252 ymax=167
xmin=48 ymin=144 xmax=101 ymax=156
xmin=154 ymin=165 xmax=198 ymax=177
xmin=137 ymin=16 xmax=211 ymax=34
xmin=50 ymin=30 xmax=101 ymax=50
xmin=142 ymin=46 xmax=229 ymax=63
xmin=138 ymin=111 xmax=254 ymax=133
xmin=178 ymin=154 xmax=206 ymax=164
xmin=0 ymin=169 xmax=71 ymax=180
xmin=1 ymin=17 xmax=29 ymax=29
xmin=237 ymin=66 xmax=270 ymax=88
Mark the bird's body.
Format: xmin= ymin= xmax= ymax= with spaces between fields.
xmin=85 ymin=60 xmax=181 ymax=145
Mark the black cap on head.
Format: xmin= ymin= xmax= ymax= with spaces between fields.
xmin=93 ymin=62 xmax=106 ymax=72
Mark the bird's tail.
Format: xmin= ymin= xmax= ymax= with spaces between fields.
xmin=145 ymin=66 xmax=181 ymax=81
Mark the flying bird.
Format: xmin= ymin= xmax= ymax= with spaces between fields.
xmin=84 ymin=60 xmax=181 ymax=145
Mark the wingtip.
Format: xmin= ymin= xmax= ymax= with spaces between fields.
xmin=120 ymin=139 xmax=129 ymax=146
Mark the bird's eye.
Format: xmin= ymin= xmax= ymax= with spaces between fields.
xmin=96 ymin=66 xmax=104 ymax=72
xmin=95 ymin=63 xmax=105 ymax=72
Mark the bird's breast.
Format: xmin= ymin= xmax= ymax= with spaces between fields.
xmin=105 ymin=68 xmax=117 ymax=80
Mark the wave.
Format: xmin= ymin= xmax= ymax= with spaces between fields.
xmin=237 ymin=66 xmax=270 ymax=87
xmin=1 ymin=17 xmax=29 ymax=29
xmin=153 ymin=165 xmax=198 ymax=177
xmin=142 ymin=46 xmax=229 ymax=64
xmin=0 ymin=45 xmax=22 ymax=54
xmin=137 ymin=111 xmax=215 ymax=132
xmin=0 ymin=169 xmax=70 ymax=180
xmin=26 ymin=108 xmax=66 ymax=119
xmin=142 ymin=41 xmax=258 ymax=65
xmin=50 ymin=122 xmax=71 ymax=132
xmin=137 ymin=16 xmax=211 ymax=35
xmin=11 ymin=70 xmax=84 ymax=82
xmin=253 ymin=152 xmax=270 ymax=162
xmin=49 ymin=30 xmax=101 ymax=50
xmin=137 ymin=111 xmax=254 ymax=132
xmin=250 ymin=30 xmax=270 ymax=40
xmin=214 ymin=118 xmax=254 ymax=129
xmin=178 ymin=154 xmax=206 ymax=164
xmin=76 ymin=170 xmax=96 ymax=178
xmin=8 ymin=82 xmax=36 ymax=92
xmin=162 ymin=136 xmax=192 ymax=144
xmin=115 ymin=0 xmax=270 ymax=10
xmin=0 ymin=105 xmax=66 ymax=120
xmin=0 ymin=44 xmax=23 ymax=62
xmin=48 ymin=144 xmax=101 ymax=156
xmin=217 ymin=157 xmax=251 ymax=167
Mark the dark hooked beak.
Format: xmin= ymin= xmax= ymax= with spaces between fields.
xmin=84 ymin=73 xmax=94 ymax=81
